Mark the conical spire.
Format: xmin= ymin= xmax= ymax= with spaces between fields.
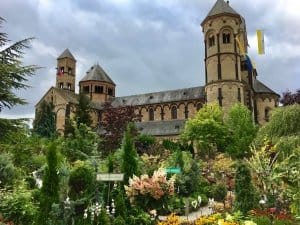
xmin=57 ymin=48 xmax=76 ymax=61
xmin=80 ymin=64 xmax=115 ymax=85
xmin=201 ymin=0 xmax=240 ymax=25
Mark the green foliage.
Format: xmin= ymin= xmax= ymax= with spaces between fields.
xmin=0 ymin=131 xmax=47 ymax=174
xmin=75 ymin=92 xmax=92 ymax=127
xmin=135 ymin=134 xmax=157 ymax=154
xmin=62 ymin=123 xmax=100 ymax=161
xmin=33 ymin=101 xmax=56 ymax=138
xmin=250 ymin=216 xmax=272 ymax=225
xmin=121 ymin=123 xmax=139 ymax=184
xmin=37 ymin=142 xmax=60 ymax=225
xmin=212 ymin=183 xmax=227 ymax=202
xmin=234 ymin=162 xmax=258 ymax=214
xmin=114 ymin=216 xmax=126 ymax=225
xmin=0 ymin=152 xmax=18 ymax=188
xmin=114 ymin=188 xmax=128 ymax=218
xmin=225 ymin=103 xmax=257 ymax=158
xmin=126 ymin=207 xmax=152 ymax=225
xmin=0 ymin=184 xmax=38 ymax=225
xmin=181 ymin=103 xmax=229 ymax=157
xmin=68 ymin=162 xmax=95 ymax=200
xmin=0 ymin=17 xmax=38 ymax=137
xmin=276 ymin=136 xmax=300 ymax=160
xmin=98 ymin=210 xmax=111 ymax=225
xmin=260 ymin=104 xmax=300 ymax=139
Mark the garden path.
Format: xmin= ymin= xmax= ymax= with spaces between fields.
xmin=158 ymin=205 xmax=212 ymax=222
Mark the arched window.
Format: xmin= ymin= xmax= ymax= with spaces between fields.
xmin=149 ymin=108 xmax=154 ymax=121
xmin=171 ymin=106 xmax=177 ymax=120
xmin=208 ymin=34 xmax=215 ymax=47
xmin=265 ymin=108 xmax=270 ymax=122
xmin=222 ymin=31 xmax=231 ymax=44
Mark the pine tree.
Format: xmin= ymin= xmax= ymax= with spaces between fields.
xmin=121 ymin=123 xmax=139 ymax=184
xmin=75 ymin=93 xmax=92 ymax=127
xmin=234 ymin=162 xmax=258 ymax=214
xmin=33 ymin=100 xmax=56 ymax=138
xmin=0 ymin=17 xmax=38 ymax=137
xmin=37 ymin=142 xmax=60 ymax=224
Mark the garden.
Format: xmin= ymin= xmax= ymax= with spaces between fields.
xmin=0 ymin=101 xmax=299 ymax=225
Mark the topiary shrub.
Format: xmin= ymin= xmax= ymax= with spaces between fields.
xmin=213 ymin=183 xmax=227 ymax=202
xmin=234 ymin=162 xmax=258 ymax=214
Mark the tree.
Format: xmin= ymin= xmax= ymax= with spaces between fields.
xmin=0 ymin=17 xmax=37 ymax=136
xmin=75 ymin=93 xmax=92 ymax=127
xmin=121 ymin=123 xmax=139 ymax=184
xmin=259 ymin=104 xmax=300 ymax=139
xmin=225 ymin=103 xmax=257 ymax=158
xmin=181 ymin=103 xmax=229 ymax=157
xmin=234 ymin=162 xmax=258 ymax=214
xmin=37 ymin=142 xmax=60 ymax=225
xmin=33 ymin=100 xmax=56 ymax=138
xmin=99 ymin=102 xmax=138 ymax=155
xmin=280 ymin=89 xmax=300 ymax=106
xmin=62 ymin=123 xmax=100 ymax=162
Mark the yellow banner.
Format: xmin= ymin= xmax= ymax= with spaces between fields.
xmin=235 ymin=36 xmax=245 ymax=55
xmin=257 ymin=30 xmax=265 ymax=54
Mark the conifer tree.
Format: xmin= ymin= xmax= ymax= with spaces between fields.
xmin=33 ymin=100 xmax=56 ymax=138
xmin=234 ymin=162 xmax=258 ymax=214
xmin=37 ymin=142 xmax=60 ymax=224
xmin=75 ymin=92 xmax=92 ymax=127
xmin=121 ymin=123 xmax=139 ymax=184
xmin=0 ymin=17 xmax=38 ymax=137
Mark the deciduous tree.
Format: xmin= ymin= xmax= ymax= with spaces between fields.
xmin=280 ymin=89 xmax=300 ymax=106
xmin=225 ymin=103 xmax=257 ymax=158
xmin=99 ymin=102 xmax=138 ymax=155
xmin=181 ymin=103 xmax=229 ymax=158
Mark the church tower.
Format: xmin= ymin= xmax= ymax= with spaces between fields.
xmin=201 ymin=0 xmax=247 ymax=113
xmin=56 ymin=49 xmax=76 ymax=92
xmin=79 ymin=64 xmax=116 ymax=103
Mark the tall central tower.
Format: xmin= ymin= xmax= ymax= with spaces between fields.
xmin=56 ymin=48 xmax=76 ymax=92
xmin=201 ymin=0 xmax=248 ymax=113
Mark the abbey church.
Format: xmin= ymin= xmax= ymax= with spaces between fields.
xmin=36 ymin=0 xmax=279 ymax=138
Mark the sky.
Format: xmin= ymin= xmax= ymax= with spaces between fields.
xmin=1 ymin=0 xmax=300 ymax=120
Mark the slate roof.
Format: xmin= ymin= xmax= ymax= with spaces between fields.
xmin=80 ymin=64 xmax=115 ymax=85
xmin=111 ymin=86 xmax=205 ymax=107
xmin=201 ymin=0 xmax=240 ymax=25
xmin=135 ymin=119 xmax=186 ymax=136
xmin=57 ymin=48 xmax=76 ymax=61
xmin=253 ymin=79 xmax=279 ymax=96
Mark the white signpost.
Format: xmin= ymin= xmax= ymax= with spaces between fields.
xmin=96 ymin=173 xmax=124 ymax=181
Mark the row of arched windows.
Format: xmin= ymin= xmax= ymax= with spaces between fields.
xmin=208 ymin=30 xmax=232 ymax=47
xmin=147 ymin=103 xmax=202 ymax=121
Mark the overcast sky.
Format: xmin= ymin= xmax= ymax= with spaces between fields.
xmin=1 ymin=0 xmax=300 ymax=120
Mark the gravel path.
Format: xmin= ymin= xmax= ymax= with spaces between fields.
xmin=158 ymin=205 xmax=213 ymax=222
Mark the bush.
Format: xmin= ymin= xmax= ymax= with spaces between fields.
xmin=69 ymin=162 xmax=95 ymax=199
xmin=234 ymin=162 xmax=258 ymax=214
xmin=0 ymin=186 xmax=38 ymax=225
xmin=0 ymin=153 xmax=18 ymax=188
xmin=212 ymin=183 xmax=227 ymax=202
xmin=251 ymin=216 xmax=272 ymax=225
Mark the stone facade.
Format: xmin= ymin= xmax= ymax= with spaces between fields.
xmin=35 ymin=0 xmax=279 ymax=138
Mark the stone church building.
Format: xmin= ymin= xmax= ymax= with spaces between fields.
xmin=36 ymin=0 xmax=279 ymax=138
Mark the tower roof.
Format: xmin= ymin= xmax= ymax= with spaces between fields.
xmin=80 ymin=64 xmax=115 ymax=85
xmin=57 ymin=48 xmax=76 ymax=61
xmin=201 ymin=0 xmax=240 ymax=25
